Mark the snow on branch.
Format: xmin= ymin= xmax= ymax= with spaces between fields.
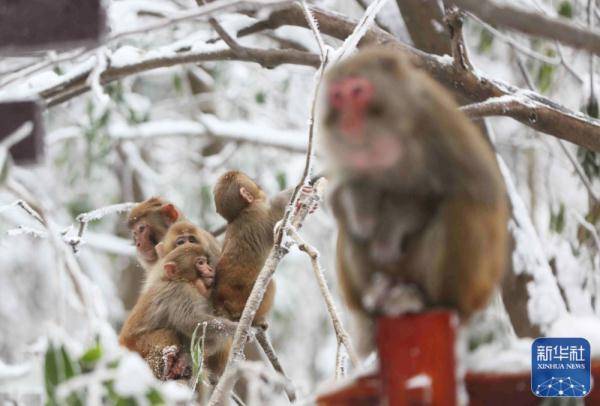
xmin=67 ymin=202 xmax=136 ymax=253
xmin=290 ymin=228 xmax=360 ymax=369
xmin=496 ymin=154 xmax=567 ymax=331
xmin=450 ymin=0 xmax=600 ymax=57
xmin=108 ymin=116 xmax=308 ymax=153
xmin=234 ymin=3 xmax=600 ymax=152
xmin=331 ymin=0 xmax=389 ymax=63
xmin=41 ymin=46 xmax=319 ymax=107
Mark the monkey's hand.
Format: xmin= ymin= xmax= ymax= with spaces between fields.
xmin=161 ymin=345 xmax=192 ymax=380
xmin=363 ymin=275 xmax=425 ymax=316
xmin=291 ymin=179 xmax=326 ymax=229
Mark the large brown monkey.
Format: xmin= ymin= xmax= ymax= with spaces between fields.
xmin=211 ymin=171 xmax=282 ymax=327
xmin=322 ymin=48 xmax=509 ymax=355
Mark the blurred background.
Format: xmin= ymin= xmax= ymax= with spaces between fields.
xmin=0 ymin=0 xmax=598 ymax=403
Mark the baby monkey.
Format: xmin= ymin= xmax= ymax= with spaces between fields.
xmin=161 ymin=244 xmax=216 ymax=298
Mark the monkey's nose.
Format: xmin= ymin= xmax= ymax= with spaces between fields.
xmin=328 ymin=77 xmax=374 ymax=110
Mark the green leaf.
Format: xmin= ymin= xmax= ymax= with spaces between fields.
xmin=477 ymin=29 xmax=494 ymax=53
xmin=147 ymin=389 xmax=165 ymax=405
xmin=79 ymin=342 xmax=103 ymax=369
xmin=60 ymin=346 xmax=80 ymax=379
xmin=173 ymin=74 xmax=183 ymax=94
xmin=550 ymin=204 xmax=566 ymax=234
xmin=276 ymin=171 xmax=287 ymax=190
xmin=557 ymin=1 xmax=573 ymax=18
xmin=255 ymin=91 xmax=266 ymax=104
xmin=577 ymin=147 xmax=600 ymax=179
xmin=536 ymin=63 xmax=555 ymax=93
xmin=44 ymin=343 xmax=60 ymax=402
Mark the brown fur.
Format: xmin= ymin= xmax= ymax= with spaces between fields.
xmin=323 ymin=48 xmax=509 ymax=356
xmin=211 ymin=171 xmax=279 ymax=326
xmin=127 ymin=197 xmax=184 ymax=271
xmin=121 ymin=217 xmax=231 ymax=381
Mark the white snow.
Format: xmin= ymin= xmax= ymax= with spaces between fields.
xmin=113 ymin=353 xmax=156 ymax=397
xmin=0 ymin=360 xmax=31 ymax=381
xmin=467 ymin=338 xmax=532 ymax=374
xmin=405 ymin=373 xmax=432 ymax=389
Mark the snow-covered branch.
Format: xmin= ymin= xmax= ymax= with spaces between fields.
xmin=235 ymin=3 xmax=600 ymax=152
xmin=290 ymin=228 xmax=360 ymax=369
xmin=67 ymin=202 xmax=136 ymax=253
xmin=109 ymin=115 xmax=308 ymax=153
xmin=450 ymin=0 xmax=600 ymax=56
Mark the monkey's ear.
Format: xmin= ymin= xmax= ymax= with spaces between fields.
xmin=163 ymin=262 xmax=177 ymax=279
xmin=239 ymin=187 xmax=254 ymax=204
xmin=155 ymin=242 xmax=166 ymax=258
xmin=161 ymin=204 xmax=179 ymax=223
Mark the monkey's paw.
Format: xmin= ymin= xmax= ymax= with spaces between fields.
xmin=162 ymin=346 xmax=191 ymax=380
xmin=382 ymin=285 xmax=425 ymax=316
xmin=363 ymin=275 xmax=425 ymax=316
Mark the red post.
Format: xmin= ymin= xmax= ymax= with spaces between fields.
xmin=376 ymin=311 xmax=458 ymax=406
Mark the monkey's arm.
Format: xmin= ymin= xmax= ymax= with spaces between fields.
xmin=161 ymin=283 xmax=238 ymax=354
xmin=269 ymin=188 xmax=293 ymax=220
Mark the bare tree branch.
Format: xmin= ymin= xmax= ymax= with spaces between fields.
xmin=291 ymin=228 xmax=360 ymax=368
xmin=42 ymin=47 xmax=320 ymax=107
xmin=356 ymin=0 xmax=392 ymax=33
xmin=445 ymin=8 xmax=473 ymax=71
xmin=235 ymin=4 xmax=600 ymax=152
xmin=395 ymin=0 xmax=450 ymax=55
xmin=255 ymin=330 xmax=296 ymax=402
xmin=19 ymin=3 xmax=600 ymax=152
xmin=450 ymin=0 xmax=600 ymax=56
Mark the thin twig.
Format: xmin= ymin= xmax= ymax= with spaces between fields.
xmin=255 ymin=330 xmax=297 ymax=401
xmin=290 ymin=228 xmax=360 ymax=368
xmin=208 ymin=41 xmax=329 ymax=406
xmin=466 ymin=12 xmax=560 ymax=65
xmin=300 ymin=0 xmax=327 ymax=60
xmin=67 ymin=202 xmax=136 ymax=253
xmin=334 ymin=342 xmax=347 ymax=379
xmin=355 ymin=0 xmax=392 ymax=33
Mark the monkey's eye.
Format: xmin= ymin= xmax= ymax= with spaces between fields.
xmin=175 ymin=237 xmax=186 ymax=246
xmin=188 ymin=236 xmax=198 ymax=244
xmin=197 ymin=257 xmax=207 ymax=265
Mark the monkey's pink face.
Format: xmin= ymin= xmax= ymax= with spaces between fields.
xmin=324 ymin=76 xmax=407 ymax=173
xmin=132 ymin=220 xmax=159 ymax=263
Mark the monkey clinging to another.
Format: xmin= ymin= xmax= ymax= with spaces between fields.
xmin=322 ymin=48 xmax=509 ymax=355
xmin=211 ymin=171 xmax=279 ymax=328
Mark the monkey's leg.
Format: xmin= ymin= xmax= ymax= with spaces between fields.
xmin=255 ymin=329 xmax=297 ymax=403
xmin=136 ymin=329 xmax=188 ymax=380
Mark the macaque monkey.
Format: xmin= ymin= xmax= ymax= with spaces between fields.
xmin=322 ymin=48 xmax=509 ymax=355
xmin=120 ymin=220 xmax=232 ymax=381
xmin=127 ymin=197 xmax=183 ymax=271
xmin=162 ymin=244 xmax=216 ymax=298
xmin=146 ymin=221 xmax=221 ymax=292
xmin=211 ymin=171 xmax=281 ymax=327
